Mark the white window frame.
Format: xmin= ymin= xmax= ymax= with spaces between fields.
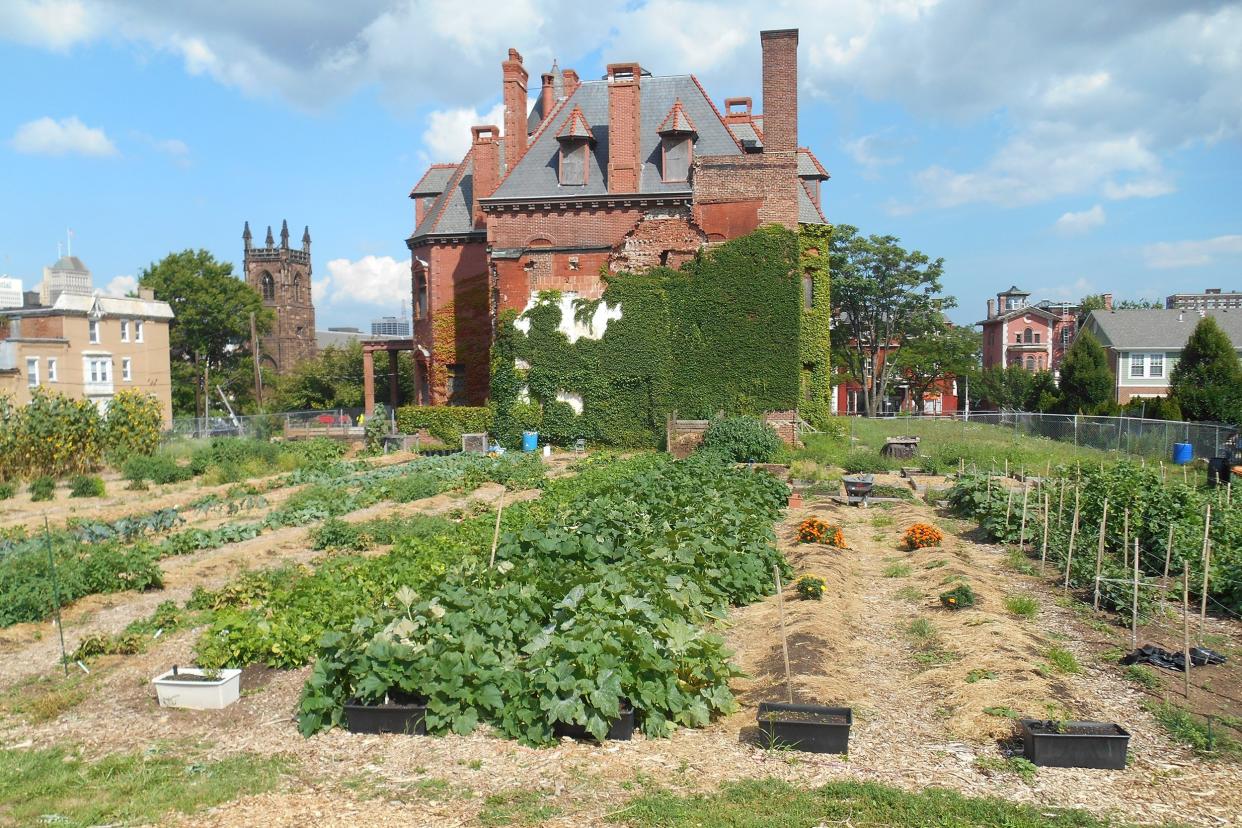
xmin=26 ymin=357 xmax=39 ymax=388
xmin=1148 ymin=352 xmax=1164 ymax=378
xmin=1130 ymin=353 xmax=1146 ymax=378
xmin=120 ymin=320 xmax=130 ymax=342
xmin=122 ymin=357 xmax=132 ymax=382
xmin=47 ymin=357 xmax=57 ymax=383
xmin=135 ymin=320 xmax=144 ymax=343
xmin=88 ymin=319 xmax=100 ymax=344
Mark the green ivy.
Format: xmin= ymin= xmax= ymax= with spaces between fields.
xmin=394 ymin=406 xmax=492 ymax=446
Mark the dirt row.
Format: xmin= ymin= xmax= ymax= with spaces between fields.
xmin=3 ymin=472 xmax=1239 ymax=826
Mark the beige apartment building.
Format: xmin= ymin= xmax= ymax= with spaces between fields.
xmin=0 ymin=290 xmax=175 ymax=424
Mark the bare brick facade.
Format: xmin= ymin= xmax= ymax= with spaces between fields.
xmin=402 ymin=28 xmax=828 ymax=406
xmin=243 ymin=220 xmax=318 ymax=374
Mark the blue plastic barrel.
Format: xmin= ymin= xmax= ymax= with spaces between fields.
xmin=1173 ymin=442 xmax=1193 ymax=465
xmin=522 ymin=431 xmax=539 ymax=452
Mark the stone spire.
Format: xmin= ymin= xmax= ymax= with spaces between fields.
xmin=265 ymin=225 xmax=274 ymax=247
xmin=243 ymin=221 xmax=252 ymax=249
xmin=302 ymin=225 xmax=311 ymax=252
xmin=280 ymin=219 xmax=290 ymax=248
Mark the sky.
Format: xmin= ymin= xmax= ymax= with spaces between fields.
xmin=1 ymin=0 xmax=1240 ymax=330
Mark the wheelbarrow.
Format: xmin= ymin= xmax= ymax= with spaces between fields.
xmin=842 ymin=474 xmax=875 ymax=506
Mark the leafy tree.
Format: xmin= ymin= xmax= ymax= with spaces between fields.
xmin=139 ymin=250 xmax=272 ymax=418
xmin=1115 ymin=298 xmax=1164 ymax=310
xmin=1121 ymin=395 xmax=1182 ymax=421
xmin=271 ymin=341 xmax=416 ymax=412
xmin=1170 ymin=316 xmax=1242 ymax=424
xmin=1056 ymin=329 xmax=1114 ymax=414
xmin=890 ymin=324 xmax=979 ymax=414
xmin=830 ymin=225 xmax=954 ymax=417
xmin=970 ymin=365 xmax=1057 ymax=412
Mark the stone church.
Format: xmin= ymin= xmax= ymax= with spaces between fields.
xmin=243 ymin=220 xmax=318 ymax=373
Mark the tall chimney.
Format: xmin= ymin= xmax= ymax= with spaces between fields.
xmin=987 ymin=298 xmax=996 ymax=319
xmin=502 ymin=48 xmax=528 ymax=172
xmin=1102 ymin=293 xmax=1113 ymax=311
xmin=562 ymin=69 xmax=580 ymax=96
xmin=540 ymin=72 xmax=556 ymax=123
xmin=760 ymin=29 xmax=798 ymax=154
xmin=471 ymin=126 xmax=500 ymax=229
xmin=606 ymin=62 xmax=642 ymax=193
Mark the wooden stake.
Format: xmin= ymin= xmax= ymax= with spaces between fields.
xmin=1122 ymin=508 xmax=1130 ymax=569
xmin=1183 ymin=564 xmax=1191 ymax=700
xmin=1058 ymin=477 xmax=1067 ymax=527
xmin=1163 ymin=525 xmax=1174 ymax=594
xmin=1045 ymin=459 xmax=1051 ymax=479
xmin=774 ymin=565 xmax=793 ymax=705
xmin=1065 ymin=487 xmax=1081 ymax=592
xmin=1132 ymin=538 xmax=1140 ymax=650
xmin=1005 ymin=489 xmax=1014 ymax=531
xmin=1040 ymin=491 xmax=1051 ymax=575
xmin=1018 ymin=484 xmax=1030 ymax=548
xmin=1004 ymin=458 xmax=1009 ymax=478
xmin=1200 ymin=504 xmax=1211 ymax=640
xmin=1093 ymin=499 xmax=1109 ymax=611
xmin=488 ymin=488 xmax=506 ymax=569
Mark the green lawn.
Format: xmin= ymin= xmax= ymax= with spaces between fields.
xmin=611 ymin=778 xmax=1152 ymax=827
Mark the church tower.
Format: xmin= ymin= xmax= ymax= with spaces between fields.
xmin=242 ymin=220 xmax=318 ymax=373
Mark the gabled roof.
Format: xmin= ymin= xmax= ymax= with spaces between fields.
xmin=798 ymin=148 xmax=829 ymax=179
xmin=977 ymin=304 xmax=1058 ymax=325
xmin=798 ymin=179 xmax=826 ymax=225
xmin=556 ymin=106 xmax=594 ymax=141
xmin=1000 ymin=285 xmax=1030 ymax=296
xmin=1085 ymin=309 xmax=1242 ymax=350
xmin=489 ymin=74 xmax=741 ymax=201
xmin=411 ymin=142 xmax=505 ymax=241
xmin=409 ymin=164 xmax=457 ymax=198
xmin=656 ymin=100 xmax=697 ymax=135
xmin=726 ymin=121 xmax=762 ymax=147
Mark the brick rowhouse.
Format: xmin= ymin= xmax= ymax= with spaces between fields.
xmin=397 ymin=28 xmax=829 ymax=407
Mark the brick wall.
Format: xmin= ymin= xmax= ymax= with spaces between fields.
xmin=609 ymin=209 xmax=705 ymax=272
xmin=760 ymin=29 xmax=798 ymax=153
xmin=693 ymin=153 xmax=799 ymax=229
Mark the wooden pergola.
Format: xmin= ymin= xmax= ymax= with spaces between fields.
xmin=361 ymin=338 xmax=418 ymax=417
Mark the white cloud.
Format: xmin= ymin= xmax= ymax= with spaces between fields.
xmin=321 ymin=255 xmax=408 ymax=306
xmin=422 ymin=102 xmax=505 ymax=163
xmin=10 ymin=116 xmax=117 ymax=157
xmin=102 ymin=274 xmax=137 ymax=297
xmin=1054 ymin=204 xmax=1105 ymax=236
xmin=1045 ymin=277 xmax=1095 ymax=300
xmin=842 ymin=131 xmax=902 ymax=173
xmin=1142 ymin=235 xmax=1242 ymax=269
xmin=0 ymin=0 xmax=100 ymax=51
xmin=1102 ymin=178 xmax=1175 ymax=200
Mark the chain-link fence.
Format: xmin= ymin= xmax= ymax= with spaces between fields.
xmin=167 ymin=408 xmax=380 ymax=442
xmin=858 ymin=411 xmax=1233 ymax=463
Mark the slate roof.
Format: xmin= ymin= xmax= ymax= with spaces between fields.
xmin=1085 ymin=309 xmax=1242 ymax=350
xmin=556 ymin=106 xmax=594 ymax=141
xmin=411 ymin=141 xmax=506 ymax=240
xmin=1000 ymin=285 xmax=1029 ymax=295
xmin=48 ymin=255 xmax=89 ymax=272
xmin=727 ymin=121 xmax=762 ymax=147
xmin=657 ymin=100 xmax=697 ymax=134
xmin=798 ymin=148 xmax=829 ymax=179
xmin=409 ymin=165 xmax=457 ymax=198
xmin=798 ymin=180 xmax=826 ymax=225
xmin=489 ymin=74 xmax=741 ymax=201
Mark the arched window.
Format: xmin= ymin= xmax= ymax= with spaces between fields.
xmin=260 ymin=272 xmax=275 ymax=302
xmin=1026 ymin=356 xmax=1035 ymax=371
xmin=292 ymin=276 xmax=302 ymax=303
xmin=1023 ymin=327 xmax=1033 ymax=344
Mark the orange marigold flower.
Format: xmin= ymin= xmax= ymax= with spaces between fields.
xmin=902 ymin=522 xmax=944 ymax=550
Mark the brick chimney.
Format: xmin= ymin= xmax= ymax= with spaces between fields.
xmin=502 ymin=48 xmax=528 ymax=172
xmin=540 ymin=72 xmax=556 ymax=121
xmin=471 ymin=126 xmax=500 ymax=229
xmin=760 ymin=29 xmax=798 ymax=154
xmin=562 ymin=69 xmax=580 ymax=96
xmin=606 ymin=62 xmax=642 ymax=193
xmin=1102 ymin=293 xmax=1113 ymax=311
xmin=987 ymin=298 xmax=996 ymax=319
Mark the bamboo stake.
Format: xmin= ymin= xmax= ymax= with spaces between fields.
xmin=1018 ymin=484 xmax=1030 ymax=548
xmin=1132 ymin=538 xmax=1140 ymax=650
xmin=44 ymin=518 xmax=68 ymax=677
xmin=1183 ymin=564 xmax=1191 ymax=700
xmin=1200 ymin=504 xmax=1212 ymax=640
xmin=1005 ymin=489 xmax=1014 ymax=531
xmin=488 ymin=488 xmax=506 ymax=569
xmin=1065 ymin=487 xmax=1081 ymax=592
xmin=1004 ymin=458 xmax=1009 ymax=478
xmin=1122 ymin=508 xmax=1130 ymax=569
xmin=1159 ymin=460 xmax=1165 ymax=482
xmin=1163 ymin=525 xmax=1174 ymax=594
xmin=774 ymin=565 xmax=793 ymax=705
xmin=1058 ymin=477 xmax=1067 ymax=527
xmin=1040 ymin=491 xmax=1051 ymax=575
xmin=1093 ymin=499 xmax=1109 ymax=611
xmin=1045 ymin=459 xmax=1051 ymax=479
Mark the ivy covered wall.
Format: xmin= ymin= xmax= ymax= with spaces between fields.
xmin=489 ymin=224 xmax=830 ymax=447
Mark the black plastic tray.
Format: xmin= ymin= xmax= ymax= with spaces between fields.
xmin=757 ymin=702 xmax=851 ymax=753
xmin=554 ymin=705 xmax=635 ymax=742
xmin=343 ymin=695 xmax=427 ymax=735
xmin=1020 ymin=719 xmax=1130 ymax=769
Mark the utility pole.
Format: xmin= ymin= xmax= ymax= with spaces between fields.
xmin=250 ymin=311 xmax=263 ymax=411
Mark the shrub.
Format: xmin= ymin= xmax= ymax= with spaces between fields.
xmin=539 ymin=400 xmax=584 ymax=446
xmin=841 ymin=448 xmax=895 ymax=474
xmin=69 ymin=475 xmax=106 ymax=498
xmin=700 ymin=415 xmax=782 ymax=463
xmin=103 ymin=390 xmax=162 ymax=465
xmin=122 ymin=453 xmax=192 ymax=486
xmin=284 ymin=437 xmax=346 ymax=471
xmin=1043 ymin=646 xmax=1082 ymax=674
xmin=795 ymin=575 xmax=826 ymax=600
xmin=797 ymin=517 xmax=844 ymax=547
xmin=30 ymin=477 xmax=56 ymax=501
xmin=0 ymin=482 xmax=14 ymax=500
xmin=939 ymin=583 xmax=976 ymax=610
xmin=903 ymin=523 xmax=944 ymax=550
xmin=395 ymin=406 xmax=492 ymax=446
xmin=1003 ymin=595 xmax=1038 ymax=619
xmin=309 ymin=518 xmax=371 ymax=551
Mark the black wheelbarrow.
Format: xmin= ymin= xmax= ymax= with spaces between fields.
xmin=842 ymin=474 xmax=875 ymax=506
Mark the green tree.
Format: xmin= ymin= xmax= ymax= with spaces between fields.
xmin=1170 ymin=316 xmax=1242 ymax=424
xmin=970 ymin=365 xmax=1057 ymax=412
xmin=1115 ymin=298 xmax=1164 ymax=310
xmin=271 ymin=341 xmax=415 ymax=412
xmin=890 ymin=324 xmax=979 ymax=413
xmin=830 ymin=225 xmax=954 ymax=417
xmin=1057 ymin=329 xmax=1114 ymax=413
xmin=139 ymin=250 xmax=272 ymax=418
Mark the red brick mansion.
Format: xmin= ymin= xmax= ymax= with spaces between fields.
xmin=373 ymin=28 xmax=828 ymax=408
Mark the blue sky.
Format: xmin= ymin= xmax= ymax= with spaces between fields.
xmin=1 ymin=0 xmax=1239 ymax=330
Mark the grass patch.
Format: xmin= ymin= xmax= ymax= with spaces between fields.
xmin=1004 ymin=549 xmax=1037 ymax=575
xmin=922 ymin=559 xmax=947 ymax=569
xmin=1 ymin=673 xmax=90 ymax=724
xmin=1043 ymin=646 xmax=1082 ymax=675
xmin=609 ymin=777 xmax=1137 ymax=827
xmin=983 ymin=706 xmax=1020 ymax=719
xmin=1144 ymin=701 xmax=1242 ymax=759
xmin=895 ymin=586 xmax=924 ymax=603
xmin=1003 ymin=595 xmax=1039 ymax=619
xmin=478 ymin=789 xmax=560 ymax=826
xmin=902 ymin=618 xmax=957 ymax=667
xmin=966 ymin=668 xmax=997 ymax=684
xmin=1123 ymin=664 xmax=1162 ymax=690
xmin=0 ymin=746 xmax=288 ymax=827
xmin=973 ymin=755 xmax=1038 ymax=783
xmin=882 ymin=562 xmax=912 ymax=578
xmin=870 ymin=513 xmax=895 ymax=528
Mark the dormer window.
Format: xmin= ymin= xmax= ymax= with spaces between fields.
xmin=555 ymin=105 xmax=594 ymax=187
xmin=657 ymin=100 xmax=697 ymax=184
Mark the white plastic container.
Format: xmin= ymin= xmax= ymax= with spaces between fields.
xmin=152 ymin=667 xmax=242 ymax=710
